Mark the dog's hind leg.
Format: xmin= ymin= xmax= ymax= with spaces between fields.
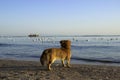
xmin=47 ymin=58 xmax=56 ymax=70
xmin=61 ymin=59 xmax=66 ymax=67
xmin=47 ymin=63 xmax=52 ymax=70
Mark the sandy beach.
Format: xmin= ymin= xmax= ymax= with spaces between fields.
xmin=0 ymin=59 xmax=120 ymax=80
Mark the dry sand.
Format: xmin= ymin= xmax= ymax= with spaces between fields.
xmin=0 ymin=59 xmax=120 ymax=80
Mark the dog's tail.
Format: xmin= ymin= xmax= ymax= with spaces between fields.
xmin=40 ymin=49 xmax=52 ymax=66
xmin=40 ymin=54 xmax=45 ymax=66
xmin=40 ymin=50 xmax=48 ymax=66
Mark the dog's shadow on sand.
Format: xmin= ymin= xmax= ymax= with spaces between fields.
xmin=0 ymin=64 xmax=65 ymax=71
xmin=0 ymin=65 xmax=48 ymax=71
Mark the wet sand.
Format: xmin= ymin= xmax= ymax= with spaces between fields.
xmin=0 ymin=59 xmax=120 ymax=80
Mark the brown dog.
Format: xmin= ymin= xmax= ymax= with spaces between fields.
xmin=40 ymin=40 xmax=71 ymax=70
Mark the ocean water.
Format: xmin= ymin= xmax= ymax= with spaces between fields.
xmin=0 ymin=35 xmax=120 ymax=66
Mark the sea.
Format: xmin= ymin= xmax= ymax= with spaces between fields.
xmin=0 ymin=35 xmax=120 ymax=66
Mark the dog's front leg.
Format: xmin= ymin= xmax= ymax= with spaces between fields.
xmin=66 ymin=59 xmax=71 ymax=68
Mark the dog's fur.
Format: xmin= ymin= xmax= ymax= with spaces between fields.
xmin=40 ymin=40 xmax=71 ymax=70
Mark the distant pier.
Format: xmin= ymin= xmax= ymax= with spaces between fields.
xmin=28 ymin=34 xmax=39 ymax=37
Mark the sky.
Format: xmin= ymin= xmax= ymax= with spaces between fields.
xmin=0 ymin=0 xmax=120 ymax=36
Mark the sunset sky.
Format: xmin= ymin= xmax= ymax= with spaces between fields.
xmin=0 ymin=0 xmax=120 ymax=36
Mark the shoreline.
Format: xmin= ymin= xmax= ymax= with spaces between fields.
xmin=1 ymin=58 xmax=120 ymax=67
xmin=0 ymin=59 xmax=120 ymax=80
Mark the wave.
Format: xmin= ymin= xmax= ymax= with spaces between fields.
xmin=0 ymin=42 xmax=118 ymax=49
xmin=0 ymin=43 xmax=59 ymax=47
xmin=31 ymin=55 xmax=120 ymax=63
xmin=71 ymin=45 xmax=114 ymax=49
xmin=0 ymin=43 xmax=40 ymax=47
xmin=71 ymin=57 xmax=120 ymax=63
xmin=0 ymin=43 xmax=13 ymax=47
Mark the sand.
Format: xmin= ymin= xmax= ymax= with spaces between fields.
xmin=0 ymin=59 xmax=120 ymax=80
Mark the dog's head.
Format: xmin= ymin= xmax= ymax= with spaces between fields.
xmin=60 ymin=40 xmax=71 ymax=49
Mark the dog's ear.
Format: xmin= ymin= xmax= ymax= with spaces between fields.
xmin=60 ymin=40 xmax=71 ymax=44
xmin=60 ymin=41 xmax=62 ymax=44
xmin=60 ymin=40 xmax=64 ymax=44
